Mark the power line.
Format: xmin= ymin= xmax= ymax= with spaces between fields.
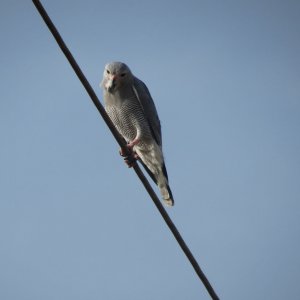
xmin=32 ymin=1 xmax=220 ymax=299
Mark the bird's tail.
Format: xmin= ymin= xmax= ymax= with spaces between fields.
xmin=159 ymin=163 xmax=174 ymax=206
xmin=159 ymin=184 xmax=174 ymax=207
xmin=138 ymin=159 xmax=174 ymax=206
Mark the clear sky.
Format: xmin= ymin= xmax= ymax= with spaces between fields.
xmin=0 ymin=0 xmax=299 ymax=299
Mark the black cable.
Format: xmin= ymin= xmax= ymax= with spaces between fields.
xmin=32 ymin=1 xmax=220 ymax=299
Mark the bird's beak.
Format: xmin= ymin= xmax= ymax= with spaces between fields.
xmin=106 ymin=75 xmax=117 ymax=93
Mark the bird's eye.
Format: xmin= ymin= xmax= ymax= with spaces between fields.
xmin=120 ymin=73 xmax=126 ymax=77
xmin=106 ymin=69 xmax=110 ymax=74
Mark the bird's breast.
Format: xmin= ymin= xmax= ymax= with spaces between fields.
xmin=105 ymin=97 xmax=139 ymax=141
xmin=105 ymin=96 xmax=152 ymax=146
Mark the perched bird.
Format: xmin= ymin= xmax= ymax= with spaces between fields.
xmin=100 ymin=62 xmax=174 ymax=206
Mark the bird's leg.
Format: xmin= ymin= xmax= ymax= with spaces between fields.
xmin=119 ymin=139 xmax=140 ymax=168
xmin=127 ymin=137 xmax=140 ymax=149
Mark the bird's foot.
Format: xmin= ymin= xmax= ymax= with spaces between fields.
xmin=119 ymin=145 xmax=139 ymax=168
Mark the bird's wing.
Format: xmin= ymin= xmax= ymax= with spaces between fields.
xmin=132 ymin=77 xmax=162 ymax=146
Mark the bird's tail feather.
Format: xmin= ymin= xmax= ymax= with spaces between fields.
xmin=161 ymin=163 xmax=174 ymax=206
xmin=138 ymin=159 xmax=174 ymax=206
xmin=160 ymin=184 xmax=174 ymax=207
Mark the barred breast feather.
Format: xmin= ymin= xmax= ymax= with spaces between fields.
xmin=105 ymin=95 xmax=153 ymax=150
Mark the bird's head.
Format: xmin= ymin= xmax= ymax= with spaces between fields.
xmin=100 ymin=62 xmax=133 ymax=93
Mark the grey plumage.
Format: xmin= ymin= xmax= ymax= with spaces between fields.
xmin=100 ymin=62 xmax=174 ymax=206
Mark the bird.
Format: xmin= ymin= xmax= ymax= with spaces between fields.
xmin=100 ymin=61 xmax=174 ymax=206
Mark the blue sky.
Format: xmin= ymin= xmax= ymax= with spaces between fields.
xmin=0 ymin=0 xmax=299 ymax=299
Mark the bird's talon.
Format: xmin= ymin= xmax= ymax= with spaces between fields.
xmin=119 ymin=146 xmax=131 ymax=157
xmin=123 ymin=156 xmax=136 ymax=168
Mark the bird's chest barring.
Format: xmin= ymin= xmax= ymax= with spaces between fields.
xmin=107 ymin=105 xmax=137 ymax=141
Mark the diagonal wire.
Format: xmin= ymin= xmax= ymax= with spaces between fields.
xmin=32 ymin=1 xmax=220 ymax=299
